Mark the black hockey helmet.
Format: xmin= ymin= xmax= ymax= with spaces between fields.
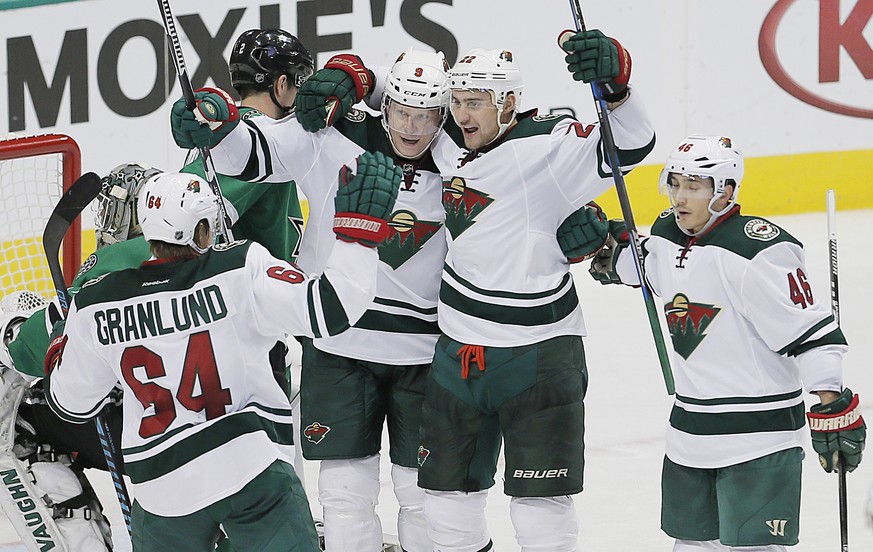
xmin=229 ymin=29 xmax=314 ymax=93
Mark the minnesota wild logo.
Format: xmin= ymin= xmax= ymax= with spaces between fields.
xmin=442 ymin=176 xmax=493 ymax=239
xmin=664 ymin=293 xmax=721 ymax=359
xmin=379 ymin=210 xmax=441 ymax=269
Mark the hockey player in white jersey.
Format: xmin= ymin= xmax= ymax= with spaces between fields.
xmin=44 ymin=159 xmax=400 ymax=551
xmin=591 ymin=135 xmax=865 ymax=551
xmin=170 ymin=48 xmax=456 ymax=552
xmin=403 ymin=32 xmax=654 ymax=552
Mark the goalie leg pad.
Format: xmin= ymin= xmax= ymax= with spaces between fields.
xmin=673 ymin=540 xmax=729 ymax=551
xmin=318 ymin=455 xmax=383 ymax=551
xmin=391 ymin=464 xmax=429 ymax=552
xmin=509 ymin=496 xmax=578 ymax=552
xmin=423 ymin=489 xmax=492 ymax=552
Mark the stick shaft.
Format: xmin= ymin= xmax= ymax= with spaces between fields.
xmin=156 ymin=0 xmax=234 ymax=242
xmin=567 ymin=0 xmax=674 ymax=394
xmin=826 ymin=189 xmax=849 ymax=551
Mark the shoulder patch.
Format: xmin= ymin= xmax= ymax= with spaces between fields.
xmin=344 ymin=108 xmax=366 ymax=123
xmin=743 ymin=218 xmax=781 ymax=241
xmin=240 ymin=109 xmax=265 ymax=120
xmin=531 ymin=113 xmax=562 ymax=122
xmin=214 ymin=239 xmax=248 ymax=251
xmin=75 ymin=253 xmax=98 ymax=279
xmin=659 ymin=208 xmax=674 ymax=219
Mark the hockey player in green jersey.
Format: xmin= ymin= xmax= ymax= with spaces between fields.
xmin=170 ymin=45 xmax=456 ymax=552
xmin=591 ymin=135 xmax=865 ymax=551
xmin=45 ymin=158 xmax=401 ymax=552
xmin=178 ymin=28 xmax=312 ymax=263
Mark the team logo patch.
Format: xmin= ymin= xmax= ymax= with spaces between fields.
xmin=75 ymin=253 xmax=98 ymax=280
xmin=664 ymin=293 xmax=721 ymax=360
xmin=187 ymin=179 xmax=201 ymax=193
xmin=380 ymin=210 xmax=442 ymax=269
xmin=659 ymin=207 xmax=674 ymax=219
xmin=417 ymin=446 xmax=430 ymax=467
xmin=744 ymin=219 xmax=780 ymax=241
xmin=344 ymin=108 xmax=366 ymax=123
xmin=532 ymin=113 xmax=561 ymax=122
xmin=304 ymin=422 xmax=331 ymax=444
xmin=442 ymin=177 xmax=494 ymax=239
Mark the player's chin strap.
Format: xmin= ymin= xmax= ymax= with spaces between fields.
xmin=0 ymin=371 xmax=112 ymax=551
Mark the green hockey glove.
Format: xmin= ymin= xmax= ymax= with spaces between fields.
xmin=333 ymin=151 xmax=401 ymax=247
xmin=589 ymin=220 xmax=630 ymax=285
xmin=561 ymin=29 xmax=631 ymax=101
xmin=807 ymin=388 xmax=866 ymax=472
xmin=558 ymin=202 xmax=609 ymax=263
xmin=170 ymin=87 xmax=239 ymax=149
xmin=295 ymin=54 xmax=375 ymax=132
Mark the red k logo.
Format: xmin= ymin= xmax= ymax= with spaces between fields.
xmin=760 ymin=0 xmax=873 ymax=118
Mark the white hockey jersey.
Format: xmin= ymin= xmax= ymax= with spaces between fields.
xmin=210 ymin=111 xmax=447 ymax=364
xmin=614 ymin=207 xmax=847 ymax=468
xmin=47 ymin=240 xmax=377 ymax=516
xmin=429 ymin=92 xmax=655 ymax=346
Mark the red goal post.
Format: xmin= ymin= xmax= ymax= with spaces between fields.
xmin=0 ymin=133 xmax=83 ymax=300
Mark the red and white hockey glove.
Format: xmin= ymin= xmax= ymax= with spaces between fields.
xmin=807 ymin=389 xmax=866 ymax=472
xmin=333 ymin=151 xmax=401 ymax=247
xmin=295 ymin=54 xmax=375 ymax=132
xmin=44 ymin=322 xmax=67 ymax=376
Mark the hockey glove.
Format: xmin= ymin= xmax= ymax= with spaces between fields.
xmin=561 ymin=29 xmax=631 ymax=102
xmin=43 ymin=320 xmax=66 ymax=376
xmin=807 ymin=388 xmax=866 ymax=472
xmin=589 ymin=220 xmax=631 ymax=285
xmin=170 ymin=88 xmax=239 ymax=149
xmin=333 ymin=151 xmax=401 ymax=247
xmin=295 ymin=54 xmax=375 ymax=132
xmin=558 ymin=202 xmax=610 ymax=263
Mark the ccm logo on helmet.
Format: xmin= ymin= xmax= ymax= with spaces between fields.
xmin=512 ymin=468 xmax=569 ymax=479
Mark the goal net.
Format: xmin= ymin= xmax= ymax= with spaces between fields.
xmin=0 ymin=134 xmax=83 ymax=303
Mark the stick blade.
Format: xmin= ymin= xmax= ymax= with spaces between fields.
xmin=42 ymin=172 xmax=102 ymax=255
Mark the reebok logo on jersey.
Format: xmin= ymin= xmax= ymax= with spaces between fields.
xmin=442 ymin=177 xmax=493 ymax=239
xmin=304 ymin=422 xmax=331 ymax=445
xmin=417 ymin=446 xmax=430 ymax=467
xmin=512 ymin=468 xmax=569 ymax=479
xmin=664 ymin=293 xmax=720 ymax=360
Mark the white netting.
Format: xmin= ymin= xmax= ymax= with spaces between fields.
xmin=0 ymin=134 xmax=71 ymax=301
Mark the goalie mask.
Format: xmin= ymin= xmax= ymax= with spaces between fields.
xmin=0 ymin=291 xmax=47 ymax=371
xmin=658 ymin=135 xmax=744 ymax=236
xmin=380 ymin=48 xmax=450 ymax=160
xmin=138 ymin=173 xmax=219 ymax=254
xmin=230 ymin=29 xmax=314 ymax=92
xmin=95 ymin=162 xmax=162 ymax=250
xmin=448 ymin=48 xmax=524 ymax=144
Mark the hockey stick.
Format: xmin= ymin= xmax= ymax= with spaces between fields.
xmin=156 ymin=0 xmax=234 ymax=243
xmin=826 ymin=189 xmax=849 ymax=552
xmin=565 ymin=0 xmax=674 ymax=394
xmin=42 ymin=172 xmax=134 ymax=538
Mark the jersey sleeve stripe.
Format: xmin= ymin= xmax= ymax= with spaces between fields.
xmin=306 ymin=280 xmax=322 ymax=339
xmin=676 ymin=388 xmax=802 ymax=406
xmin=45 ymin=380 xmax=106 ymax=424
xmin=315 ymin=275 xmax=351 ymax=336
xmin=238 ymin=119 xmax=273 ymax=182
xmin=776 ymin=315 xmax=840 ymax=356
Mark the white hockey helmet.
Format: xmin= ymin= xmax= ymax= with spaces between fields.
xmin=95 ymin=162 xmax=163 ymax=249
xmin=448 ymin=48 xmax=524 ymax=141
xmin=658 ymin=135 xmax=744 ymax=235
xmin=0 ymin=291 xmax=48 ymax=371
xmin=137 ymin=172 xmax=219 ymax=254
xmin=381 ymin=48 xmax=450 ymax=159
